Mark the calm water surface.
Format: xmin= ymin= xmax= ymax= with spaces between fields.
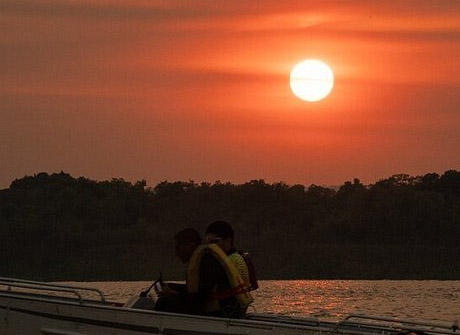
xmin=61 ymin=280 xmax=460 ymax=323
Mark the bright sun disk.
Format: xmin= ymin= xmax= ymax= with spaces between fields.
xmin=290 ymin=59 xmax=334 ymax=102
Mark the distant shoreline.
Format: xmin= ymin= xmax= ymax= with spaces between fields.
xmin=2 ymin=171 xmax=460 ymax=281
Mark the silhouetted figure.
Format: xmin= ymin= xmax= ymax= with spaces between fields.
xmin=154 ymin=227 xmax=252 ymax=318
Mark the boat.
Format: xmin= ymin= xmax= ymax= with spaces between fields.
xmin=0 ymin=276 xmax=457 ymax=335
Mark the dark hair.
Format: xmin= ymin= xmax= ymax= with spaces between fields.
xmin=206 ymin=221 xmax=234 ymax=243
xmin=174 ymin=228 xmax=202 ymax=246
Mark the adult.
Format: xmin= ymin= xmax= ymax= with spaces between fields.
xmin=153 ymin=228 xmax=200 ymax=314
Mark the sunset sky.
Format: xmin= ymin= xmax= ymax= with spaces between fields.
xmin=2 ymin=0 xmax=460 ymax=189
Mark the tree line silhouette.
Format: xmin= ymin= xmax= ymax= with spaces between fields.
xmin=1 ymin=170 xmax=460 ymax=281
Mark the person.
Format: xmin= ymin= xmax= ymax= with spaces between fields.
xmin=153 ymin=228 xmax=200 ymax=314
xmin=205 ymin=220 xmax=259 ymax=292
xmin=154 ymin=227 xmax=252 ymax=318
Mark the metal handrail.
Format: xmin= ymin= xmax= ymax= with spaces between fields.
xmin=246 ymin=313 xmax=321 ymax=326
xmin=0 ymin=277 xmax=105 ymax=302
xmin=336 ymin=314 xmax=457 ymax=335
xmin=0 ymin=281 xmax=83 ymax=303
xmin=342 ymin=314 xmax=454 ymax=329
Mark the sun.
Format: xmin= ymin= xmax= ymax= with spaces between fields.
xmin=290 ymin=59 xmax=334 ymax=102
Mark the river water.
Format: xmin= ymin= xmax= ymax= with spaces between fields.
xmin=62 ymin=280 xmax=460 ymax=323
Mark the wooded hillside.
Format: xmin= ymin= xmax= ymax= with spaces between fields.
xmin=1 ymin=171 xmax=460 ymax=280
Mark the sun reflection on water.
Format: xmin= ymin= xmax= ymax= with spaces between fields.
xmin=252 ymin=280 xmax=351 ymax=317
xmin=250 ymin=280 xmax=460 ymax=322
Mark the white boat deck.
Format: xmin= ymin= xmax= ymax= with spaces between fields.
xmin=0 ymin=277 xmax=457 ymax=335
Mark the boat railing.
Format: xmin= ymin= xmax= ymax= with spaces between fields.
xmin=336 ymin=314 xmax=458 ymax=335
xmin=246 ymin=313 xmax=321 ymax=326
xmin=0 ymin=276 xmax=106 ymax=303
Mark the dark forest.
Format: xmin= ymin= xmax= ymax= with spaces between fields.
xmin=1 ymin=170 xmax=460 ymax=281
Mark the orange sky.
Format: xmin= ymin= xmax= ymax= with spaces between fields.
xmin=2 ymin=0 xmax=460 ymax=188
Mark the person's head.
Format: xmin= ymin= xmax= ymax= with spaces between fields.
xmin=174 ymin=228 xmax=202 ymax=263
xmin=205 ymin=220 xmax=234 ymax=253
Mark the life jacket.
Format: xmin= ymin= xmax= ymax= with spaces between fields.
xmin=238 ymin=251 xmax=259 ymax=291
xmin=187 ymin=244 xmax=254 ymax=310
xmin=228 ymin=252 xmax=250 ymax=288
